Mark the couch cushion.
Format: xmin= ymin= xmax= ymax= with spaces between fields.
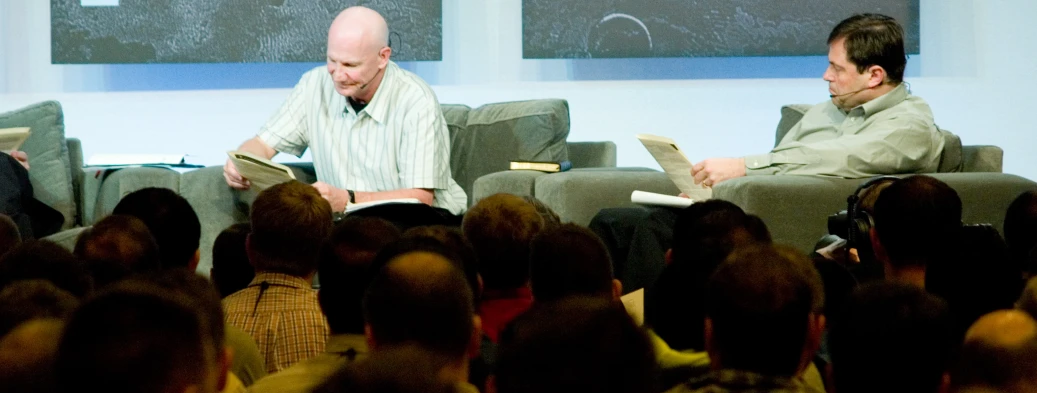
xmin=774 ymin=104 xmax=812 ymax=147
xmin=450 ymin=99 xmax=570 ymax=205
xmin=936 ymin=129 xmax=964 ymax=173
xmin=0 ymin=101 xmax=76 ymax=229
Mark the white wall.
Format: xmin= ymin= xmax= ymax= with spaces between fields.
xmin=1 ymin=0 xmax=1035 ymax=180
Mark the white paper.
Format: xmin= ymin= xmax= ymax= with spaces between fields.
xmin=631 ymin=190 xmax=696 ymax=208
xmin=88 ymin=153 xmax=187 ymax=166
xmin=621 ymin=288 xmax=645 ymax=326
xmin=81 ymin=0 xmax=119 ymax=6
xmin=227 ymin=151 xmax=296 ymax=191
xmin=636 ymin=134 xmax=712 ymax=201
xmin=0 ymin=127 xmax=30 ymax=153
xmin=345 ymin=198 xmax=422 ymax=213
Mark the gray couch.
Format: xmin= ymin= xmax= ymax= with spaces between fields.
xmin=9 ymin=99 xmax=613 ymax=273
xmin=476 ymin=104 xmax=1037 ymax=252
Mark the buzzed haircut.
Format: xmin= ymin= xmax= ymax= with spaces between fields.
xmin=496 ymin=296 xmax=656 ymax=393
xmin=74 ymin=214 xmax=161 ymax=288
xmin=0 ymin=214 xmax=21 ymax=258
xmin=828 ymin=13 xmax=907 ymax=83
xmin=954 ymin=311 xmax=1037 ymax=393
xmin=462 ymin=193 xmax=545 ymax=290
xmin=830 ymin=282 xmax=953 ymax=393
xmin=363 ymin=252 xmax=474 ymax=359
xmin=521 ymin=195 xmax=561 ymax=228
xmin=0 ymin=280 xmax=78 ymax=338
xmin=113 ymin=187 xmax=201 ymax=269
xmin=0 ymin=240 xmax=92 ymax=298
xmin=211 ymin=223 xmax=254 ymax=298
xmin=873 ymin=175 xmax=962 ymax=268
xmin=133 ymin=268 xmax=226 ymax=351
xmin=55 ymin=283 xmax=216 ymax=393
xmin=371 ymin=236 xmax=479 ymax=307
xmin=706 ymin=244 xmax=823 ymax=376
xmin=314 ymin=345 xmax=457 ymax=393
xmin=647 ymin=200 xmax=771 ymax=351
xmin=402 ymin=226 xmax=480 ymax=300
xmin=248 ymin=180 xmax=333 ymax=277
xmin=529 ymin=223 xmax=615 ymax=302
xmin=1004 ymin=190 xmax=1037 ymax=274
xmin=318 ymin=217 xmax=401 ymax=335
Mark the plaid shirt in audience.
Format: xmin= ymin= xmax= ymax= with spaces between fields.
xmin=666 ymin=369 xmax=825 ymax=393
xmin=223 ymin=272 xmax=329 ymax=374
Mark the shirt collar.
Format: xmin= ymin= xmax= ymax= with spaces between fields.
xmin=856 ymin=82 xmax=909 ymax=117
xmin=247 ymin=272 xmax=311 ymax=290
xmin=343 ymin=61 xmax=396 ymax=125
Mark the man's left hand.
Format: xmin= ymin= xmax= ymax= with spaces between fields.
xmin=312 ymin=181 xmax=350 ymax=212
xmin=691 ymin=158 xmax=746 ymax=187
xmin=10 ymin=151 xmax=29 ymax=170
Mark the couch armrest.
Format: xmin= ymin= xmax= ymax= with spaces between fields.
xmin=961 ymin=145 xmax=1003 ymax=173
xmin=533 ymin=168 xmax=677 ymax=226
xmin=567 ymin=141 xmax=617 ymax=168
xmin=472 ymin=170 xmax=549 ymax=207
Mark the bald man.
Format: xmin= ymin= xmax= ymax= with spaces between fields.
xmin=225 ymin=6 xmax=467 ymax=216
xmin=954 ymin=310 xmax=1037 ymax=393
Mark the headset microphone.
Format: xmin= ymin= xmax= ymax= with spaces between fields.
xmin=830 ymin=87 xmax=869 ymax=98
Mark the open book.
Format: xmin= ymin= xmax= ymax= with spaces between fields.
xmin=634 ymin=134 xmax=712 ymax=204
xmin=227 ymin=151 xmax=296 ymax=190
xmin=345 ymin=198 xmax=422 ymax=214
xmin=0 ymin=127 xmax=31 ymax=153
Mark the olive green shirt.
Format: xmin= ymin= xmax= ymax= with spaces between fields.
xmin=744 ymin=84 xmax=944 ymax=178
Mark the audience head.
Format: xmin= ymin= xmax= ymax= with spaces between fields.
xmin=529 ymin=223 xmax=620 ymax=302
xmin=0 ymin=279 xmax=78 ymax=338
xmin=0 ymin=240 xmax=92 ymax=298
xmin=830 ymin=282 xmax=953 ymax=393
xmin=248 ymin=180 xmax=333 ymax=278
xmin=363 ymin=250 xmax=476 ymax=364
xmin=0 ymin=318 xmax=64 ymax=393
xmin=1017 ymin=276 xmax=1037 ymax=320
xmin=0 ymin=214 xmax=21 ymax=258
xmin=827 ymin=13 xmax=907 ymax=84
xmin=704 ymin=244 xmax=824 ymax=377
xmin=462 ymin=193 xmax=546 ymax=290
xmin=402 ymin=226 xmax=480 ymax=300
xmin=1004 ymin=191 xmax=1037 ymax=275
xmin=495 ymin=296 xmax=655 ymax=393
xmin=56 ymin=283 xmax=221 ymax=393
xmin=871 ymin=175 xmax=962 ymax=270
xmin=318 ymin=217 xmax=401 ymax=335
xmin=314 ymin=345 xmax=457 ymax=393
xmin=74 ymin=214 xmax=161 ymax=288
xmin=648 ymin=200 xmax=771 ymax=351
xmin=521 ymin=195 xmax=561 ymax=228
xmin=210 ymin=223 xmax=254 ymax=298
xmin=113 ymin=187 xmax=202 ymax=270
xmin=954 ymin=310 xmax=1037 ymax=393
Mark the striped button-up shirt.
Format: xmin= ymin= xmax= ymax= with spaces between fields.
xmin=223 ymin=273 xmax=329 ymax=374
xmin=258 ymin=61 xmax=467 ymax=214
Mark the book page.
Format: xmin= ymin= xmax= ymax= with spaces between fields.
xmin=345 ymin=198 xmax=422 ymax=214
xmin=0 ymin=127 xmax=31 ymax=153
xmin=636 ymin=134 xmax=712 ymax=201
xmin=621 ymin=288 xmax=645 ymax=326
xmin=227 ymin=151 xmax=296 ymax=190
xmin=631 ymin=190 xmax=696 ymax=208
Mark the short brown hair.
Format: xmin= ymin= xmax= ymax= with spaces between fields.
xmin=462 ymin=194 xmax=545 ymax=289
xmin=828 ymin=14 xmax=907 ymax=83
xmin=249 ymin=181 xmax=333 ymax=277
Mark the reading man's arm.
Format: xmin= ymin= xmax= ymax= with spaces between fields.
xmin=311 ymin=184 xmax=434 ymax=212
xmin=223 ymin=137 xmax=278 ymax=190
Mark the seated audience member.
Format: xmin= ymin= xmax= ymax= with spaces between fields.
xmin=829 ymin=282 xmax=953 ymax=393
xmin=0 ymin=279 xmax=78 ymax=338
xmin=73 ymin=214 xmax=161 ymax=288
xmin=314 ymin=345 xmax=458 ymax=393
xmin=210 ymin=223 xmax=255 ymax=298
xmin=113 ymin=187 xmax=202 ymax=271
xmin=667 ymin=245 xmax=825 ymax=393
xmin=55 ymin=283 xmax=224 ymax=393
xmin=1004 ymin=191 xmax=1037 ymax=276
xmin=223 ymin=181 xmax=333 ymax=373
xmin=247 ymin=217 xmax=400 ymax=393
xmin=521 ymin=195 xmax=561 ymax=228
xmin=528 ymin=223 xmax=622 ymax=302
xmin=462 ymin=193 xmax=545 ymax=342
xmin=953 ymin=310 xmax=1037 ymax=393
xmin=0 ymin=240 xmax=92 ymax=298
xmin=0 ymin=318 xmax=64 ymax=393
xmin=0 ymin=214 xmax=21 ymax=257
xmin=0 ymin=151 xmax=64 ymax=240
xmin=363 ymin=250 xmax=481 ymax=392
xmin=494 ymin=296 xmax=655 ymax=393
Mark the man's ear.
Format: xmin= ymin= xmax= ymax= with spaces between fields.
xmin=468 ymin=315 xmax=483 ymax=359
xmin=867 ymin=65 xmax=888 ymax=88
xmin=870 ymin=227 xmax=890 ymax=266
xmin=216 ymin=347 xmax=232 ymax=392
xmin=189 ymin=249 xmax=201 ymax=272
xmin=245 ymin=234 xmax=258 ymax=269
xmin=664 ymin=248 xmax=674 ymax=265
xmin=364 ymin=324 xmax=377 ymax=351
xmin=611 ymin=279 xmax=623 ymax=300
xmin=704 ymin=317 xmax=721 ymax=370
xmin=378 ymin=46 xmax=392 ymax=67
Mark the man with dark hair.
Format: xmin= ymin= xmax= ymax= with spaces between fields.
xmin=668 ymin=245 xmax=825 ymax=393
xmin=363 ymin=250 xmax=480 ymax=391
xmin=73 ymin=214 xmax=161 ymax=288
xmin=462 ymin=193 xmax=545 ymax=342
xmin=494 ymin=296 xmax=656 ymax=393
xmin=0 ymin=214 xmax=21 ymax=257
xmin=693 ymin=13 xmax=942 ymax=185
xmin=210 ymin=223 xmax=255 ymax=298
xmin=529 ymin=223 xmax=622 ymax=302
xmin=829 ymin=282 xmax=953 ymax=393
xmin=1004 ymin=191 xmax=1037 ymax=276
xmin=223 ymin=180 xmax=333 ymax=373
xmin=0 ymin=240 xmax=93 ymax=298
xmin=0 ymin=280 xmax=78 ymax=338
xmin=55 ymin=284 xmax=223 ymax=393
xmin=113 ymin=187 xmax=202 ymax=271
xmin=247 ymin=217 xmax=400 ymax=393
xmin=953 ymin=310 xmax=1037 ymax=393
